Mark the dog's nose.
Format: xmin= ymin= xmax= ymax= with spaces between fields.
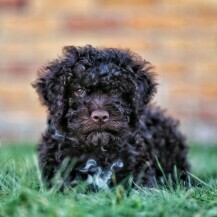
xmin=91 ymin=110 xmax=109 ymax=125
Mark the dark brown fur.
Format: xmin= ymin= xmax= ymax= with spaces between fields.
xmin=33 ymin=45 xmax=189 ymax=188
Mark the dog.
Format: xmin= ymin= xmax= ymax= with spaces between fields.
xmin=33 ymin=45 xmax=189 ymax=189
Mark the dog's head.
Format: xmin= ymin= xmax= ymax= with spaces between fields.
xmin=33 ymin=45 xmax=157 ymax=147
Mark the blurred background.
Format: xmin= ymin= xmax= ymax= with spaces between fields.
xmin=0 ymin=0 xmax=216 ymax=145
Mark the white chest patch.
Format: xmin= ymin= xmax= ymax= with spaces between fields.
xmin=79 ymin=159 xmax=124 ymax=190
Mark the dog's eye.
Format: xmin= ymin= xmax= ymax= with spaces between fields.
xmin=74 ymin=88 xmax=85 ymax=97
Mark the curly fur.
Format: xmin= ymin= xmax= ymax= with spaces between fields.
xmin=33 ymin=45 xmax=189 ymax=189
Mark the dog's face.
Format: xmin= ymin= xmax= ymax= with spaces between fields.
xmin=64 ymin=67 xmax=133 ymax=146
xmin=33 ymin=45 xmax=156 ymax=147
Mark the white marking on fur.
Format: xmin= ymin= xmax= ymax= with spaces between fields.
xmin=80 ymin=159 xmax=124 ymax=190
xmin=79 ymin=159 xmax=97 ymax=172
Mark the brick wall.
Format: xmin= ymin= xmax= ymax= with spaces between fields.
xmin=0 ymin=0 xmax=216 ymax=144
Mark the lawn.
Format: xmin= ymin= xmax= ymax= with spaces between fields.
xmin=0 ymin=143 xmax=217 ymax=217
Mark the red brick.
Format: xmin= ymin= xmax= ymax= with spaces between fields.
xmin=101 ymin=0 xmax=157 ymax=6
xmin=65 ymin=16 xmax=123 ymax=31
xmin=197 ymin=106 xmax=217 ymax=122
xmin=1 ymin=64 xmax=31 ymax=75
xmin=0 ymin=0 xmax=27 ymax=8
xmin=170 ymin=85 xmax=217 ymax=101
xmin=158 ymin=63 xmax=187 ymax=74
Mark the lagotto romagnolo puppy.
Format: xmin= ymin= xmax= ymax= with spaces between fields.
xmin=33 ymin=45 xmax=190 ymax=189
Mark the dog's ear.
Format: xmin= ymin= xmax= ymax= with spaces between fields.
xmin=32 ymin=60 xmax=68 ymax=130
xmin=131 ymin=58 xmax=157 ymax=114
xmin=32 ymin=47 xmax=79 ymax=130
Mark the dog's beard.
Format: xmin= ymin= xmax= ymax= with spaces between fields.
xmin=68 ymin=118 xmax=128 ymax=148
xmin=78 ymin=123 xmax=127 ymax=148
xmin=85 ymin=131 xmax=121 ymax=147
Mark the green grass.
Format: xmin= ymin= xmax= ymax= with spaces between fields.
xmin=0 ymin=144 xmax=217 ymax=217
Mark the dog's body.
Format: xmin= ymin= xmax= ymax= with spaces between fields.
xmin=33 ymin=45 xmax=189 ymax=188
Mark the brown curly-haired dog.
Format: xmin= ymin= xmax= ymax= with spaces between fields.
xmin=33 ymin=45 xmax=189 ymax=189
